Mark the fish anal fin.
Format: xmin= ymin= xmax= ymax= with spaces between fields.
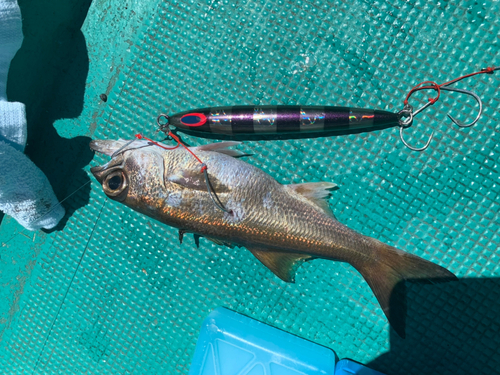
xmin=287 ymin=182 xmax=337 ymax=217
xmin=249 ymin=248 xmax=313 ymax=283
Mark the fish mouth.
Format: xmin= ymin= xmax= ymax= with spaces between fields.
xmin=89 ymin=139 xmax=126 ymax=156
xmin=90 ymin=158 xmax=125 ymax=183
xmin=90 ymin=165 xmax=104 ymax=175
xmin=90 ymin=139 xmax=129 ymax=181
xmin=90 ymin=163 xmax=110 ymax=183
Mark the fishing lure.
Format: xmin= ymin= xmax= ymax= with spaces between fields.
xmin=159 ymin=67 xmax=498 ymax=151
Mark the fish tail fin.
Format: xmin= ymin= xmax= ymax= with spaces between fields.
xmin=354 ymin=240 xmax=457 ymax=338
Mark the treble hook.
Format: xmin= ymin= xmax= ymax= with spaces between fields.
xmin=397 ymin=67 xmax=496 ymax=151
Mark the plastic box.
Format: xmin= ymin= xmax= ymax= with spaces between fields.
xmin=189 ymin=307 xmax=337 ymax=375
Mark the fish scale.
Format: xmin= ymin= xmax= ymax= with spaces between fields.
xmin=90 ymin=139 xmax=457 ymax=337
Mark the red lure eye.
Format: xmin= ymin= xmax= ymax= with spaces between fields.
xmin=180 ymin=113 xmax=207 ymax=127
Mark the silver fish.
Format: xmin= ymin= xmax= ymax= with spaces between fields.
xmin=90 ymin=139 xmax=456 ymax=337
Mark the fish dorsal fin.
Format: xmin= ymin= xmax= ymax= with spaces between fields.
xmin=249 ymin=248 xmax=313 ymax=283
xmin=191 ymin=142 xmax=244 ymax=157
xmin=287 ymin=182 xmax=337 ymax=217
xmin=168 ymin=169 xmax=230 ymax=192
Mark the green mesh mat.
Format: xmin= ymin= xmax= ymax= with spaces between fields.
xmin=1 ymin=0 xmax=500 ymax=373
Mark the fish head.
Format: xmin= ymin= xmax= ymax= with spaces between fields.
xmin=90 ymin=139 xmax=167 ymax=206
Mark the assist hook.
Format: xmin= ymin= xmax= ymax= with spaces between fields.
xmin=398 ymin=66 xmax=498 ymax=152
xmin=155 ymin=114 xmax=232 ymax=214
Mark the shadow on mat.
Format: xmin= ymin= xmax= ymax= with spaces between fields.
xmin=369 ymin=277 xmax=500 ymax=375
xmin=6 ymin=0 xmax=94 ymax=229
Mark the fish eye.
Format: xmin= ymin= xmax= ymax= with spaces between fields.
xmin=108 ymin=175 xmax=122 ymax=190
xmin=103 ymin=171 xmax=128 ymax=199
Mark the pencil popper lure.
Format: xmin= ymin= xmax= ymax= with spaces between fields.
xmin=159 ymin=66 xmax=498 ymax=151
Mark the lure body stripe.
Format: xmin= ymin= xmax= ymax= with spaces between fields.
xmin=168 ymin=105 xmax=400 ymax=135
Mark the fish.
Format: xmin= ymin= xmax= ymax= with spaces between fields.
xmin=89 ymin=139 xmax=457 ymax=337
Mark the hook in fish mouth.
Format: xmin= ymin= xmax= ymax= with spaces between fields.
xmin=90 ymin=157 xmax=126 ymax=184
xmin=89 ymin=140 xmax=131 ymax=180
xmin=90 ymin=165 xmax=105 ymax=176
xmin=89 ymin=139 xmax=134 ymax=156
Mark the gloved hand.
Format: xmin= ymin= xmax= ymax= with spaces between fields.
xmin=0 ymin=0 xmax=64 ymax=230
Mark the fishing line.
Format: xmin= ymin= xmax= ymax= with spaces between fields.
xmin=135 ymin=131 xmax=232 ymax=214
xmin=403 ymin=66 xmax=499 ymax=106
xmin=30 ymin=197 xmax=107 ymax=375
xmin=0 ymin=179 xmax=92 ymax=246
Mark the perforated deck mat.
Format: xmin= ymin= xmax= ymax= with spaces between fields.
xmin=0 ymin=0 xmax=499 ymax=374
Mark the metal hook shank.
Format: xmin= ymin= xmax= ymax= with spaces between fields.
xmin=157 ymin=114 xmax=170 ymax=134
xmin=397 ymin=67 xmax=496 ymax=151
xmin=398 ymin=105 xmax=434 ymax=152
xmin=399 ymin=126 xmax=434 ymax=152
xmin=202 ymin=166 xmax=232 ymax=214
xmin=439 ymin=85 xmax=483 ymax=128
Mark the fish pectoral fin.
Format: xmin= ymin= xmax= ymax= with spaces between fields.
xmin=249 ymin=248 xmax=313 ymax=283
xmin=287 ymin=182 xmax=338 ymax=217
xmin=168 ymin=169 xmax=230 ymax=192
xmin=192 ymin=142 xmax=245 ymax=157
